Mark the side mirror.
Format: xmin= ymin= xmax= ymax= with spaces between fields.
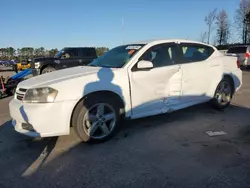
xmin=137 ymin=60 xmax=153 ymax=70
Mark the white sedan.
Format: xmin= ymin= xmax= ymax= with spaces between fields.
xmin=9 ymin=39 xmax=242 ymax=142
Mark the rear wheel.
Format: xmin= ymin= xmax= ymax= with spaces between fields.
xmin=212 ymin=78 xmax=233 ymax=110
xmin=41 ymin=66 xmax=56 ymax=74
xmin=73 ymin=95 xmax=122 ymax=142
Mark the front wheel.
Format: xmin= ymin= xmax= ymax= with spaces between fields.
xmin=73 ymin=95 xmax=122 ymax=142
xmin=41 ymin=66 xmax=56 ymax=74
xmin=212 ymin=78 xmax=233 ymax=110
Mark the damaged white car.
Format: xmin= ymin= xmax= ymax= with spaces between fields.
xmin=9 ymin=39 xmax=242 ymax=142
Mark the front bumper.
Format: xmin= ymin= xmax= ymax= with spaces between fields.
xmin=9 ymin=98 xmax=78 ymax=138
xmin=31 ymin=68 xmax=40 ymax=76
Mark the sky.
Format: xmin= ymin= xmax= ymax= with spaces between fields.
xmin=1 ymin=0 xmax=240 ymax=50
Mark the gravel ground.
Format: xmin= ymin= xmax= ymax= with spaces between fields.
xmin=0 ymin=70 xmax=250 ymax=188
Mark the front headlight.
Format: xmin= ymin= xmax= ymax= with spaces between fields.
xmin=34 ymin=62 xmax=40 ymax=69
xmin=23 ymin=87 xmax=58 ymax=103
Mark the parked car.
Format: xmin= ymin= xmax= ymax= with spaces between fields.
xmin=30 ymin=47 xmax=97 ymax=76
xmin=0 ymin=60 xmax=13 ymax=67
xmin=16 ymin=59 xmax=31 ymax=71
xmin=226 ymin=45 xmax=250 ymax=68
xmin=9 ymin=39 xmax=242 ymax=142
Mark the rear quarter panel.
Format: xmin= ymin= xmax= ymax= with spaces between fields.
xmin=207 ymin=53 xmax=242 ymax=96
xmin=222 ymin=55 xmax=242 ymax=92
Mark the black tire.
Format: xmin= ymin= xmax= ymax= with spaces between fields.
xmin=8 ymin=87 xmax=16 ymax=96
xmin=212 ymin=78 xmax=233 ymax=110
xmin=0 ymin=91 xmax=3 ymax=99
xmin=6 ymin=88 xmax=15 ymax=96
xmin=72 ymin=95 xmax=123 ymax=143
xmin=41 ymin=66 xmax=56 ymax=74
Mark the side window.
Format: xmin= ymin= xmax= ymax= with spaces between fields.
xmin=180 ymin=44 xmax=214 ymax=63
xmin=65 ymin=49 xmax=79 ymax=58
xmin=139 ymin=44 xmax=176 ymax=68
xmin=83 ymin=48 xmax=96 ymax=57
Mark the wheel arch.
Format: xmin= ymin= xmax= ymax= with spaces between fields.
xmin=70 ymin=90 xmax=125 ymax=127
xmin=208 ymin=73 xmax=236 ymax=98
xmin=40 ymin=64 xmax=55 ymax=74
xmin=223 ymin=74 xmax=235 ymax=94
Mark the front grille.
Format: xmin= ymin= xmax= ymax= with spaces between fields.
xmin=19 ymin=88 xmax=27 ymax=92
xmin=16 ymin=88 xmax=27 ymax=101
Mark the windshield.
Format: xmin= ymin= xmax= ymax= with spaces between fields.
xmin=54 ymin=49 xmax=65 ymax=58
xmin=88 ymin=44 xmax=145 ymax=68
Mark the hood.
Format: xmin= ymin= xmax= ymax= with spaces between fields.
xmin=18 ymin=66 xmax=103 ymax=88
xmin=33 ymin=57 xmax=57 ymax=62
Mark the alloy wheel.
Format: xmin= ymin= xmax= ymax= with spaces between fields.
xmin=215 ymin=81 xmax=232 ymax=106
xmin=83 ymin=103 xmax=116 ymax=139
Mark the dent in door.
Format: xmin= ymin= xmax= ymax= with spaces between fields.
xmin=164 ymin=69 xmax=182 ymax=106
xmin=131 ymin=67 xmax=181 ymax=115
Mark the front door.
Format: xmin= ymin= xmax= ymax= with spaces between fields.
xmin=129 ymin=43 xmax=182 ymax=118
xmin=179 ymin=43 xmax=215 ymax=103
xmin=61 ymin=48 xmax=81 ymax=68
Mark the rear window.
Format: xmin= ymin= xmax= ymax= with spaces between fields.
xmin=227 ymin=47 xmax=247 ymax=54
xmin=180 ymin=44 xmax=214 ymax=63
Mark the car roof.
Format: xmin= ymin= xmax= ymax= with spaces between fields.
xmin=228 ymin=45 xmax=249 ymax=48
xmin=64 ymin=47 xmax=95 ymax=49
xmin=125 ymin=39 xmax=214 ymax=48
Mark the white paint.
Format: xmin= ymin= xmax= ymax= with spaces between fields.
xmin=206 ymin=131 xmax=227 ymax=136
xmin=9 ymin=39 xmax=243 ymax=138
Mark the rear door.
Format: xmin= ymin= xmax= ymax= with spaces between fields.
xmin=179 ymin=43 xmax=215 ymax=103
xmin=80 ymin=48 xmax=97 ymax=65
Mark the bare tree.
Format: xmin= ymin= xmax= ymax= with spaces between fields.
xmin=199 ymin=32 xmax=207 ymax=43
xmin=245 ymin=11 xmax=250 ymax=42
xmin=234 ymin=0 xmax=250 ymax=43
xmin=205 ymin=9 xmax=217 ymax=44
xmin=216 ymin=10 xmax=230 ymax=45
